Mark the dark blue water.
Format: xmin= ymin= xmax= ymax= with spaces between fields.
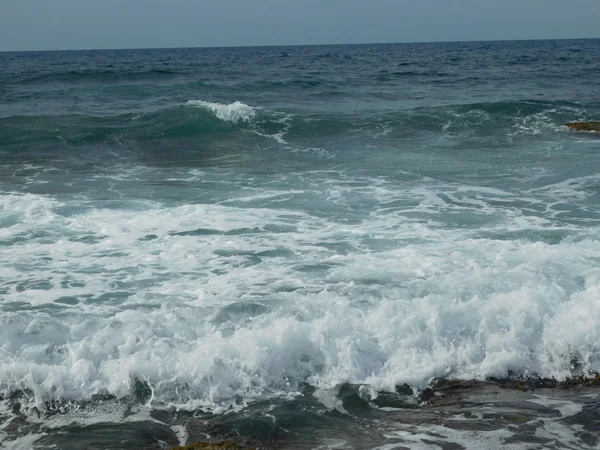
xmin=1 ymin=40 xmax=600 ymax=449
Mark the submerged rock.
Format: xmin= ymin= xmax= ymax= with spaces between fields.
xmin=419 ymin=374 xmax=600 ymax=406
xmin=566 ymin=121 xmax=600 ymax=131
xmin=171 ymin=442 xmax=247 ymax=450
xmin=557 ymin=374 xmax=600 ymax=388
xmin=487 ymin=374 xmax=600 ymax=392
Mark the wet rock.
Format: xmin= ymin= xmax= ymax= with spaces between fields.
xmin=566 ymin=121 xmax=600 ymax=131
xmin=488 ymin=373 xmax=600 ymax=391
xmin=171 ymin=442 xmax=247 ymax=450
xmin=418 ymin=374 xmax=600 ymax=408
xmin=558 ymin=374 xmax=600 ymax=388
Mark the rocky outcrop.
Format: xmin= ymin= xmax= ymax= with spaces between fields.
xmin=172 ymin=442 xmax=248 ymax=450
xmin=566 ymin=121 xmax=600 ymax=132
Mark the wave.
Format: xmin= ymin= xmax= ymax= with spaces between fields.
xmin=186 ymin=100 xmax=257 ymax=124
xmin=0 ymin=100 xmax=265 ymax=147
xmin=10 ymin=68 xmax=184 ymax=86
xmin=0 ymin=99 xmax=596 ymax=150
xmin=373 ymin=69 xmax=454 ymax=82
xmin=0 ymin=193 xmax=599 ymax=413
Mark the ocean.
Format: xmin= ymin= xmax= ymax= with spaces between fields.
xmin=1 ymin=39 xmax=600 ymax=449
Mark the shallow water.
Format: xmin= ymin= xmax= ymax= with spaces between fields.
xmin=3 ymin=382 xmax=599 ymax=449
xmin=1 ymin=40 xmax=600 ymax=449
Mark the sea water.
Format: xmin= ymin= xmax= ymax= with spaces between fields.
xmin=1 ymin=40 xmax=600 ymax=449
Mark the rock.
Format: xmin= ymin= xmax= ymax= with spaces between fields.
xmin=566 ymin=121 xmax=600 ymax=132
xmin=489 ymin=373 xmax=600 ymax=391
xmin=558 ymin=374 xmax=600 ymax=388
xmin=171 ymin=441 xmax=248 ymax=450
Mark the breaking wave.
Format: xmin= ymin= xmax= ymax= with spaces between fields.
xmin=186 ymin=100 xmax=257 ymax=124
xmin=1 ymin=180 xmax=599 ymax=412
xmin=0 ymin=99 xmax=596 ymax=151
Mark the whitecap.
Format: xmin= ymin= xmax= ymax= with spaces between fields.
xmin=186 ymin=100 xmax=256 ymax=124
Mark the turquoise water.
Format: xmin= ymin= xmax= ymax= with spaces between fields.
xmin=1 ymin=40 xmax=600 ymax=449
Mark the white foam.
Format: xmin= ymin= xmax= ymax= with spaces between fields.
xmin=383 ymin=425 xmax=520 ymax=450
xmin=0 ymin=397 xmax=166 ymax=449
xmin=1 ymin=432 xmax=48 ymax=450
xmin=313 ymin=387 xmax=349 ymax=415
xmin=171 ymin=425 xmax=189 ymax=446
xmin=507 ymin=105 xmax=585 ymax=141
xmin=522 ymin=395 xmax=589 ymax=448
xmin=1 ymin=172 xmax=600 ymax=413
xmin=527 ymin=395 xmax=584 ymax=419
xmin=249 ymin=112 xmax=293 ymax=144
xmin=186 ymin=100 xmax=256 ymax=124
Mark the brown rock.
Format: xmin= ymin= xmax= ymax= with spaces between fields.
xmin=566 ymin=121 xmax=600 ymax=132
xmin=558 ymin=374 xmax=600 ymax=388
xmin=171 ymin=442 xmax=248 ymax=450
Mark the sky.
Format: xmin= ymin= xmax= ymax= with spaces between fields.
xmin=0 ymin=0 xmax=599 ymax=51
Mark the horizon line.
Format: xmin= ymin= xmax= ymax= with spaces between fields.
xmin=1 ymin=36 xmax=598 ymax=54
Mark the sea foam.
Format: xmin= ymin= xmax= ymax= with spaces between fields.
xmin=1 ymin=184 xmax=599 ymax=411
xmin=186 ymin=100 xmax=256 ymax=124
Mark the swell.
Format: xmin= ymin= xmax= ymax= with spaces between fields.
xmin=7 ymin=68 xmax=185 ymax=86
xmin=374 ymin=69 xmax=452 ymax=81
xmin=0 ymin=102 xmax=261 ymax=148
xmin=0 ymin=99 xmax=595 ymax=149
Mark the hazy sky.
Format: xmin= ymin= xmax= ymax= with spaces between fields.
xmin=1 ymin=0 xmax=599 ymax=51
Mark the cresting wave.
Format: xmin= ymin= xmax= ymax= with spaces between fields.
xmin=0 ymin=99 xmax=595 ymax=149
xmin=1 ymin=182 xmax=600 ymax=412
xmin=186 ymin=100 xmax=257 ymax=124
xmin=0 ymin=100 xmax=265 ymax=148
